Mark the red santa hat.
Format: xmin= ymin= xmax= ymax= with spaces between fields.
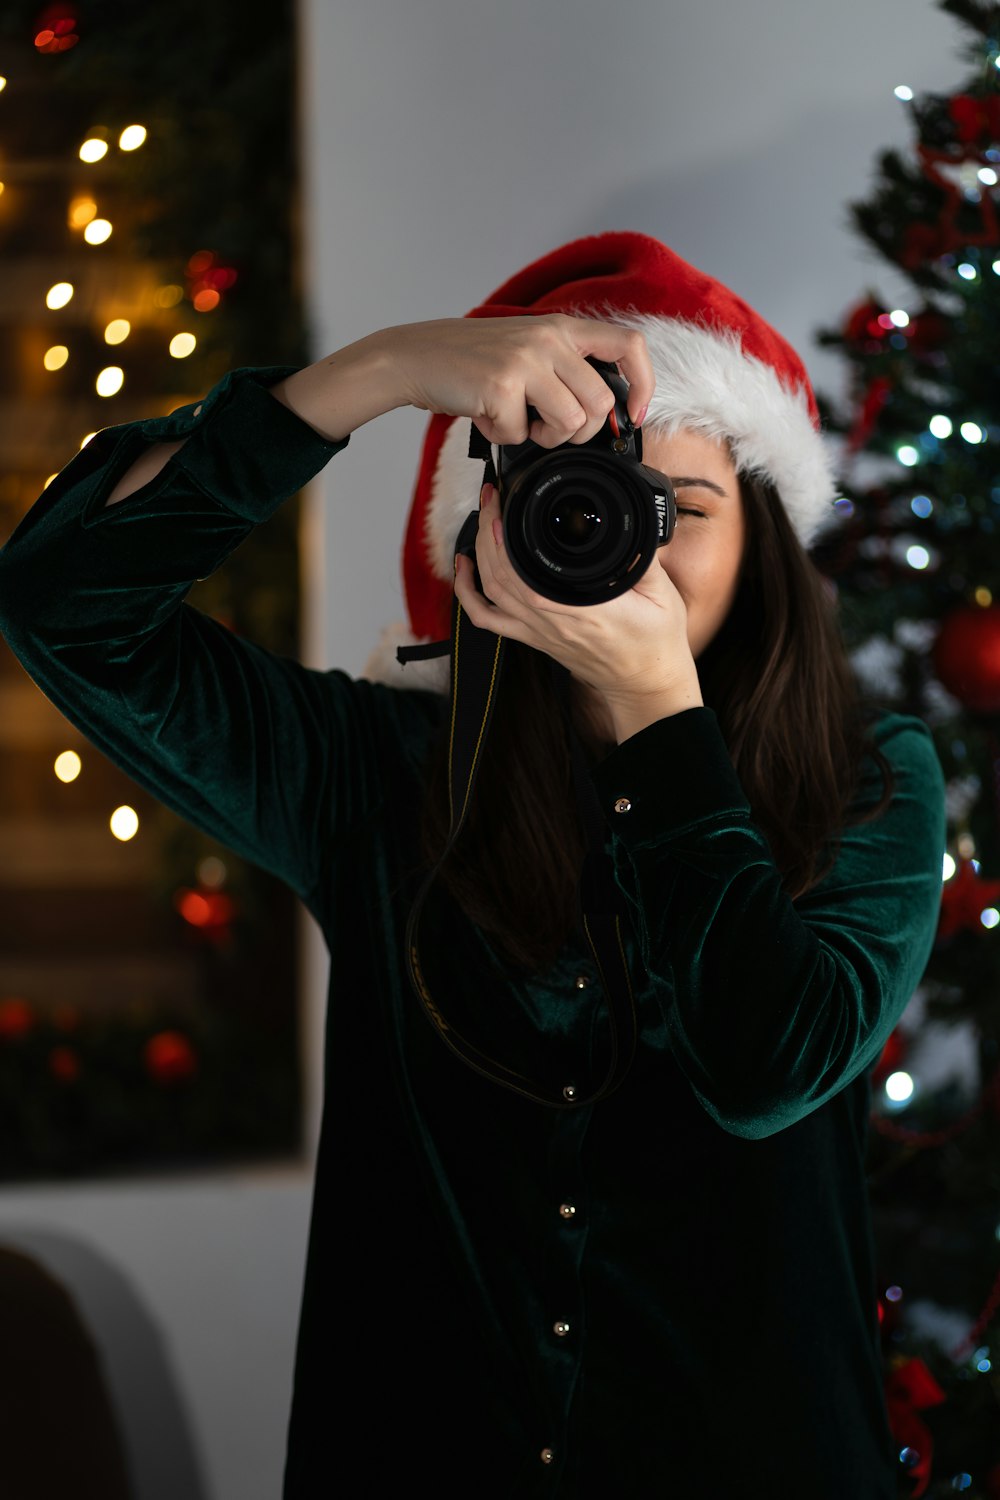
xmin=362 ymin=229 xmax=841 ymax=694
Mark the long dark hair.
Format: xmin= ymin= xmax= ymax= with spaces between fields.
xmin=415 ymin=467 xmax=896 ymax=976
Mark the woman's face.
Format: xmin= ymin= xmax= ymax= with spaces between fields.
xmin=640 ymin=423 xmax=747 ymax=661
xmin=572 ymin=424 xmax=746 ymax=746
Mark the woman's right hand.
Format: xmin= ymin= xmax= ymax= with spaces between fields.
xmin=371 ymin=313 xmax=655 ymax=449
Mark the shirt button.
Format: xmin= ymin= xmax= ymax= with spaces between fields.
xmin=540 ymin=1447 xmax=555 ymax=1464
xmin=559 ymin=1202 xmax=577 ymax=1220
xmin=553 ymin=1320 xmax=570 ymax=1337
xmin=562 ymin=1084 xmax=577 ymax=1101
xmin=613 ymin=796 xmax=632 ymax=813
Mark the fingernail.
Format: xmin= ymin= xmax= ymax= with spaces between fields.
xmin=635 ymin=403 xmax=649 ymax=428
xmin=480 ymin=483 xmax=494 ymax=509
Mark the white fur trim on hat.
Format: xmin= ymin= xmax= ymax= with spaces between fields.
xmin=601 ymin=307 xmax=840 ymax=548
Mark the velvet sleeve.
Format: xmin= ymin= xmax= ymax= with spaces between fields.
xmin=588 ymin=706 xmax=946 ymax=1139
xmin=0 ymin=364 xmax=393 ymax=907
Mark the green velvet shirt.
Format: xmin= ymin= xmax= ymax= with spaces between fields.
xmin=0 ymin=367 xmax=947 ymax=1498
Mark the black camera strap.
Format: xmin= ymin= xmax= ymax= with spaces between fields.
xmin=395 ymin=456 xmax=638 ymax=1109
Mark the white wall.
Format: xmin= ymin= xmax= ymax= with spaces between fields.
xmin=0 ymin=2 xmax=963 ymax=1496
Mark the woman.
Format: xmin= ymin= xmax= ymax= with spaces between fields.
xmin=0 ymin=231 xmax=945 ymax=1497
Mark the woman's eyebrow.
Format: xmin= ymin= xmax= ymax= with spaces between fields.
xmin=670 ymin=476 xmax=727 ymax=497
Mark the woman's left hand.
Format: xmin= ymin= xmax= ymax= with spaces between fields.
xmin=453 ymin=483 xmax=700 ymax=710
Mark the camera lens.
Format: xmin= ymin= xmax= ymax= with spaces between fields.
xmin=501 ymin=449 xmax=665 ymax=606
xmin=547 ymin=491 xmax=606 ymax=554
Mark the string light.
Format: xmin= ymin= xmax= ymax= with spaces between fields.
xmin=118 ymin=125 xmax=147 ymax=152
xmin=83 ymin=218 xmax=112 ymax=245
xmin=46 ymin=282 xmax=74 ymax=310
xmin=96 ymin=367 xmax=124 ymax=397
xmin=68 ymin=197 xmax=97 ymax=229
xmin=885 ymin=1072 xmax=915 ymax=1104
xmin=154 ymin=284 xmax=184 ymax=308
xmin=896 ymin=445 xmax=920 ymax=467
xmin=169 ymin=332 xmax=197 ymax=359
xmin=110 ymin=806 xmax=139 ymax=842
xmin=0 ymin=76 xmax=7 ymax=93
xmin=929 ymin=414 xmax=953 ymax=438
xmin=104 ymin=319 xmax=130 ymax=344
xmin=960 ymin=422 xmax=985 ymax=444
xmin=894 ymin=85 xmax=914 ymax=101
xmin=944 ymin=853 xmax=956 ymax=880
xmin=79 ymin=138 xmax=109 ymax=163
xmin=54 ymin=752 xmax=81 ymax=784
xmin=43 ymin=346 xmax=69 ymax=371
xmin=905 ymin=545 xmax=930 ymax=570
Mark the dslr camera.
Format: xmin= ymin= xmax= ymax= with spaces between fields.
xmin=484 ymin=354 xmax=677 ymax=607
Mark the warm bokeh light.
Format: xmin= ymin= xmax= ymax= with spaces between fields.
xmin=154 ymin=284 xmax=184 ymax=309
xmin=104 ymin=318 xmax=130 ymax=344
xmin=119 ymin=124 xmax=147 ymax=151
xmin=0 ymin=183 xmax=5 ymax=197
xmin=46 ymin=282 xmax=74 ymax=309
xmin=84 ymin=218 xmax=112 ymax=244
xmin=110 ymin=806 xmax=139 ymax=842
xmin=79 ymin=138 xmax=109 ymax=163
xmin=198 ymin=855 xmax=228 ymax=888
xmin=43 ymin=346 xmax=69 ymax=371
xmin=193 ymin=289 xmax=220 ymax=313
xmin=42 ymin=473 xmax=58 ymax=489
xmin=79 ymin=433 xmax=97 ymax=449
xmin=35 ymin=19 xmax=79 ymax=53
xmin=68 ymin=196 xmax=97 ymax=228
xmin=96 ymin=366 xmax=124 ymax=397
xmin=188 ymin=250 xmax=215 ymax=274
xmin=169 ymin=332 xmax=197 ymax=358
xmin=0 ymin=77 xmax=7 ymax=93
xmin=54 ymin=751 xmax=81 ymax=783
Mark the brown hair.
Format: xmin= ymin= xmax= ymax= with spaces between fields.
xmin=414 ymin=467 xmax=896 ymax=976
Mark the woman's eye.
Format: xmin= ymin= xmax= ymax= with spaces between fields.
xmin=676 ymin=507 xmax=705 ymax=518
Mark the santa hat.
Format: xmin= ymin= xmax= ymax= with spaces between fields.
xmin=362 ymin=229 xmax=841 ymax=694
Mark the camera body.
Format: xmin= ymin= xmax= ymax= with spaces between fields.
xmin=491 ymin=356 xmax=677 ymax=606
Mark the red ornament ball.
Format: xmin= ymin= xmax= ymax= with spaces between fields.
xmin=48 ymin=1046 xmax=81 ymax=1083
xmin=144 ymin=1030 xmax=198 ymax=1084
xmin=0 ymin=997 xmax=34 ymax=1041
xmin=933 ymin=604 xmax=1000 ymax=713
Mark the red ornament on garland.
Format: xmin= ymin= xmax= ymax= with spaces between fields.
xmin=884 ymin=1356 xmax=946 ymax=1498
xmin=937 ymin=857 xmax=1000 ymax=942
xmin=933 ymin=603 xmax=1000 ymax=714
xmin=144 ymin=1030 xmax=198 ymax=1084
xmin=872 ymin=1027 xmax=908 ymax=1089
xmin=843 ymin=296 xmax=893 ymax=348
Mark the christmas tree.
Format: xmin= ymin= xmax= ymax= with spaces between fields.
xmin=812 ymin=1 xmax=1000 ymax=1492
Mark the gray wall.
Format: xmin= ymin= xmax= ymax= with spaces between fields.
xmin=0 ymin=2 xmax=961 ymax=1496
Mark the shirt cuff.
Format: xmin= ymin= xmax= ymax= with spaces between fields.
xmin=587 ymin=706 xmax=751 ymax=849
